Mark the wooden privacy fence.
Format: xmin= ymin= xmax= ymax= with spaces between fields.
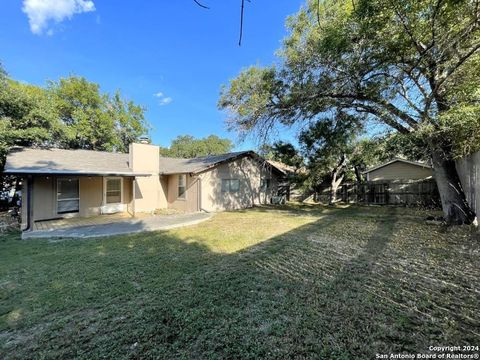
xmin=316 ymin=179 xmax=440 ymax=207
xmin=456 ymin=151 xmax=480 ymax=218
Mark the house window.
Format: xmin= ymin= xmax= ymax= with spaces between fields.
xmin=261 ymin=178 xmax=271 ymax=191
xmin=105 ymin=178 xmax=122 ymax=204
xmin=178 ymin=174 xmax=186 ymax=199
xmin=222 ymin=179 xmax=240 ymax=193
xmin=57 ymin=178 xmax=79 ymax=214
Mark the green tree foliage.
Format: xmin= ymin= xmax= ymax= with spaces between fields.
xmin=299 ymin=112 xmax=362 ymax=203
xmin=0 ymin=70 xmax=149 ymax=169
xmin=0 ymin=79 xmax=62 ymax=165
xmin=259 ymin=141 xmax=304 ymax=171
xmin=49 ymin=76 xmax=147 ymax=152
xmin=160 ymin=135 xmax=233 ymax=158
xmin=108 ymin=91 xmax=147 ymax=153
xmin=219 ymin=0 xmax=480 ymax=224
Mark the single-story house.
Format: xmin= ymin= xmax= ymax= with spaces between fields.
xmin=363 ymin=158 xmax=434 ymax=182
xmin=3 ymin=143 xmax=286 ymax=232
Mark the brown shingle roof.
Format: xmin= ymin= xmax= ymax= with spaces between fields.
xmin=159 ymin=151 xmax=253 ymax=174
xmin=3 ymin=147 xmax=141 ymax=176
xmin=3 ymin=147 xmax=286 ymax=177
xmin=266 ymin=160 xmax=296 ymax=175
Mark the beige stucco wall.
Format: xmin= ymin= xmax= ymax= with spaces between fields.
xmin=159 ymin=176 xmax=168 ymax=209
xmin=26 ymin=175 xmax=133 ymax=222
xmin=129 ymin=143 xmax=159 ymax=173
xmin=367 ymin=162 xmax=433 ymax=181
xmin=79 ymin=177 xmax=103 ymax=217
xmin=80 ymin=176 xmax=132 ymax=217
xmin=198 ymin=156 xmax=279 ymax=212
xmin=166 ymin=174 xmax=200 ymax=212
xmin=129 ymin=143 xmax=164 ymax=213
xmin=134 ymin=176 xmax=163 ymax=212
xmin=123 ymin=177 xmax=133 ymax=215
xmin=32 ymin=176 xmax=55 ymax=221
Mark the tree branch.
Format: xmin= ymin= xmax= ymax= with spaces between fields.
xmin=239 ymin=0 xmax=246 ymax=46
xmin=353 ymin=104 xmax=411 ymax=134
xmin=436 ymin=42 xmax=480 ymax=91
xmin=390 ymin=1 xmax=428 ymax=55
xmin=193 ymin=0 xmax=209 ymax=9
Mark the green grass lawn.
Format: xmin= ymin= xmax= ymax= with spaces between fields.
xmin=0 ymin=204 xmax=479 ymax=359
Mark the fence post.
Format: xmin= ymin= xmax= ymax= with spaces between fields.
xmin=385 ymin=183 xmax=390 ymax=204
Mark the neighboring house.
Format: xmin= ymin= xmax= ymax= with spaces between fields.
xmin=350 ymin=158 xmax=438 ymax=206
xmin=363 ymin=158 xmax=434 ymax=182
xmin=3 ymin=143 xmax=285 ymax=232
xmin=266 ymin=160 xmax=297 ymax=175
xmin=266 ymin=160 xmax=309 ymax=202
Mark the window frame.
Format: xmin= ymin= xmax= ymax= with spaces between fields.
xmin=221 ymin=179 xmax=240 ymax=193
xmin=56 ymin=177 xmax=80 ymax=214
xmin=104 ymin=177 xmax=124 ymax=205
xmin=178 ymin=174 xmax=187 ymax=200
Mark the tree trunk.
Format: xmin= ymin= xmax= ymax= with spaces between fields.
xmin=354 ymin=165 xmax=363 ymax=183
xmin=328 ymin=154 xmax=347 ymax=205
xmin=329 ymin=173 xmax=343 ymax=205
xmin=431 ymin=146 xmax=477 ymax=225
xmin=329 ymin=185 xmax=337 ymax=205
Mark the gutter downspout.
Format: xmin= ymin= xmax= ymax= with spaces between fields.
xmin=197 ymin=176 xmax=201 ymax=212
xmin=195 ymin=175 xmax=209 ymax=213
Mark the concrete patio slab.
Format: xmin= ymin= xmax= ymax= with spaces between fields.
xmin=23 ymin=212 xmax=213 ymax=239
xmin=33 ymin=212 xmax=133 ymax=231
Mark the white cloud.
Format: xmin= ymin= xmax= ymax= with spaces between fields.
xmin=22 ymin=0 xmax=95 ymax=35
xmin=159 ymin=97 xmax=172 ymax=106
xmin=153 ymin=92 xmax=172 ymax=106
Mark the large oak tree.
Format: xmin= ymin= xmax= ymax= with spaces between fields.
xmin=0 ymin=71 xmax=149 ymax=168
xmin=159 ymin=135 xmax=233 ymax=158
xmin=219 ymin=0 xmax=480 ymax=224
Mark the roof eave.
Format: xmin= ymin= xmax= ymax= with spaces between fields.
xmin=362 ymin=158 xmax=432 ymax=174
xmin=2 ymin=170 xmax=151 ymax=177
xmin=159 ymin=171 xmax=190 ymax=175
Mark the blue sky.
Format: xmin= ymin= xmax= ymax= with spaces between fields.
xmin=0 ymin=0 xmax=304 ymax=151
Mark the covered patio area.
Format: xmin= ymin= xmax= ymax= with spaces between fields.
xmin=25 ymin=212 xmax=213 ymax=239
xmin=33 ymin=212 xmax=134 ymax=231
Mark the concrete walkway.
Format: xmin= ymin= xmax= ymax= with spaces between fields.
xmin=23 ymin=212 xmax=213 ymax=239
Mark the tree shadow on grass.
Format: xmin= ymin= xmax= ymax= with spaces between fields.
xmin=1 ymin=207 xmax=478 ymax=359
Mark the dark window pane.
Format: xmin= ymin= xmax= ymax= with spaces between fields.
xmin=57 ymin=199 xmax=79 ymax=213
xmin=106 ymin=178 xmax=122 ymax=204
xmin=221 ymin=179 xmax=228 ymax=192
xmin=57 ymin=179 xmax=79 ymax=200
xmin=178 ymin=175 xmax=186 ymax=187
xmin=178 ymin=175 xmax=186 ymax=199
xmin=107 ymin=179 xmax=121 ymax=192
xmin=178 ymin=186 xmax=186 ymax=199
xmin=106 ymin=192 xmax=121 ymax=204
xmin=230 ymin=180 xmax=240 ymax=192
xmin=222 ymin=179 xmax=240 ymax=193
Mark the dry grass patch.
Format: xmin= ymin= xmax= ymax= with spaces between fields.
xmin=0 ymin=204 xmax=478 ymax=359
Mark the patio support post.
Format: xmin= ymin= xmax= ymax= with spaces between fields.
xmin=132 ymin=178 xmax=136 ymax=217
xmin=25 ymin=175 xmax=33 ymax=232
